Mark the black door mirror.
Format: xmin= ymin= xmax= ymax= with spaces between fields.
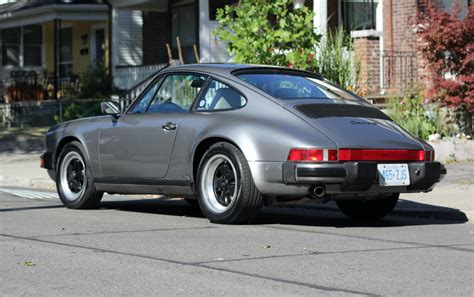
xmin=101 ymin=101 xmax=120 ymax=115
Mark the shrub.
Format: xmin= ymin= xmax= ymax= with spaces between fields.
xmin=56 ymin=64 xmax=111 ymax=123
xmin=71 ymin=63 xmax=112 ymax=99
xmin=317 ymin=26 xmax=359 ymax=88
xmin=55 ymin=100 xmax=102 ymax=123
xmin=214 ymin=0 xmax=321 ymax=71
xmin=386 ymin=92 xmax=459 ymax=140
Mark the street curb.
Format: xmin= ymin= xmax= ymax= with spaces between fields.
xmin=0 ymin=176 xmax=55 ymax=190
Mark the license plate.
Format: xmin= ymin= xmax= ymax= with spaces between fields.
xmin=377 ymin=164 xmax=410 ymax=186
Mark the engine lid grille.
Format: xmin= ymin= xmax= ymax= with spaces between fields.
xmin=295 ymin=104 xmax=391 ymax=120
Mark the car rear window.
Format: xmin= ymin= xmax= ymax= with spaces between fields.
xmin=235 ymin=72 xmax=360 ymax=102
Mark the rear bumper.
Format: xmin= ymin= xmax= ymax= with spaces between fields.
xmin=283 ymin=161 xmax=446 ymax=193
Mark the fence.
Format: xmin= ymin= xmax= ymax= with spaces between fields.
xmin=0 ymin=70 xmax=80 ymax=102
xmin=381 ymin=51 xmax=417 ymax=93
xmin=114 ymin=63 xmax=167 ymax=92
xmin=0 ymin=99 xmax=102 ymax=128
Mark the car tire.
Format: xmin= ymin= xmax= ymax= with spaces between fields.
xmin=336 ymin=194 xmax=399 ymax=219
xmin=196 ymin=142 xmax=263 ymax=224
xmin=56 ymin=141 xmax=103 ymax=209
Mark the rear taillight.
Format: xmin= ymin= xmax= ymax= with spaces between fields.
xmin=425 ymin=150 xmax=435 ymax=161
xmin=338 ymin=149 xmax=426 ymax=161
xmin=288 ymin=148 xmax=338 ymax=162
xmin=288 ymin=148 xmax=432 ymax=162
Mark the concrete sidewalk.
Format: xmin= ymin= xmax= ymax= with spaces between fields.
xmin=0 ymin=152 xmax=55 ymax=190
xmin=0 ymin=152 xmax=472 ymax=221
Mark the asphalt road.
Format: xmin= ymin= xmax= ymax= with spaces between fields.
xmin=0 ymin=189 xmax=473 ymax=296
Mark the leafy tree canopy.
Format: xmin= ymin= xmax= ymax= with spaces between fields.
xmin=214 ymin=0 xmax=321 ymax=71
xmin=416 ymin=1 xmax=474 ymax=113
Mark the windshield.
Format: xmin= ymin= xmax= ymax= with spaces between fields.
xmin=236 ymin=73 xmax=360 ymax=102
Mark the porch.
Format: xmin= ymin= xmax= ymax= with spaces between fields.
xmin=0 ymin=0 xmax=109 ymax=102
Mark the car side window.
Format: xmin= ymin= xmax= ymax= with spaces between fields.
xmin=196 ymin=80 xmax=246 ymax=111
xmin=147 ymin=74 xmax=208 ymax=113
xmin=128 ymin=79 xmax=161 ymax=114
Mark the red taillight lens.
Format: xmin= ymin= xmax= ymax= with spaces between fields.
xmin=425 ymin=150 xmax=435 ymax=161
xmin=338 ymin=149 xmax=426 ymax=161
xmin=288 ymin=148 xmax=431 ymax=162
xmin=288 ymin=148 xmax=338 ymax=162
xmin=328 ymin=149 xmax=338 ymax=161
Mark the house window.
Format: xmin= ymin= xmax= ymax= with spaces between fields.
xmin=23 ymin=25 xmax=42 ymax=66
xmin=59 ymin=27 xmax=73 ymax=77
xmin=341 ymin=0 xmax=378 ymax=31
xmin=440 ymin=0 xmax=471 ymax=18
xmin=2 ymin=28 xmax=21 ymax=66
xmin=1 ymin=25 xmax=43 ymax=67
xmin=91 ymin=27 xmax=105 ymax=65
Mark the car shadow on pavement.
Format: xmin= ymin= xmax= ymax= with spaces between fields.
xmin=255 ymin=200 xmax=469 ymax=228
xmin=98 ymin=198 xmax=469 ymax=228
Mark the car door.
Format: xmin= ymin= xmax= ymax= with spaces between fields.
xmin=99 ymin=73 xmax=207 ymax=180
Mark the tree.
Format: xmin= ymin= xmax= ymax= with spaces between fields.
xmin=416 ymin=1 xmax=474 ymax=134
xmin=214 ymin=0 xmax=321 ymax=72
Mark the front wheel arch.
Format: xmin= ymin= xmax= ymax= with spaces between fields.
xmin=55 ymin=136 xmax=82 ymax=171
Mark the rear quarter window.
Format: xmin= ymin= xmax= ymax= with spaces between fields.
xmin=195 ymin=80 xmax=246 ymax=111
xmin=236 ymin=72 xmax=360 ymax=103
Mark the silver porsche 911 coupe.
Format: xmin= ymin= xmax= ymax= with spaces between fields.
xmin=41 ymin=64 xmax=446 ymax=223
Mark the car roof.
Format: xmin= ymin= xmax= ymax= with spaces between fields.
xmin=162 ymin=63 xmax=323 ymax=79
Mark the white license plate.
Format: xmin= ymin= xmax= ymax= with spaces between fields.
xmin=377 ymin=164 xmax=410 ymax=186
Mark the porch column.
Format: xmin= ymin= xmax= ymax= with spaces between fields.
xmin=53 ymin=19 xmax=59 ymax=100
xmin=313 ymin=0 xmax=328 ymax=36
xmin=199 ymin=0 xmax=210 ymax=63
xmin=111 ymin=7 xmax=119 ymax=80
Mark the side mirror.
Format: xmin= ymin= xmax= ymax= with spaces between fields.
xmin=101 ymin=101 xmax=120 ymax=115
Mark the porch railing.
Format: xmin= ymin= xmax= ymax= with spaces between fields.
xmin=115 ymin=63 xmax=168 ymax=111
xmin=114 ymin=63 xmax=168 ymax=92
xmin=0 ymin=70 xmax=79 ymax=102
xmin=381 ymin=51 xmax=417 ymax=93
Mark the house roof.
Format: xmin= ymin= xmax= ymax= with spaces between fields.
xmin=0 ymin=1 xmax=42 ymax=14
xmin=0 ymin=0 xmax=108 ymax=29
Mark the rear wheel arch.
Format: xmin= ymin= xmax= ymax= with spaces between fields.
xmin=192 ymin=137 xmax=241 ymax=187
xmin=195 ymin=141 xmax=263 ymax=223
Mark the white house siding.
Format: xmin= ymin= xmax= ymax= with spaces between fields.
xmin=199 ymin=0 xmax=231 ymax=63
xmin=116 ymin=10 xmax=143 ymax=66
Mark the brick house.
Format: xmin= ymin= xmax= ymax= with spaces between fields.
xmin=348 ymin=0 xmax=471 ymax=96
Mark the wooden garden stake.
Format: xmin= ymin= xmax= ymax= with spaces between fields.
xmin=176 ymin=37 xmax=184 ymax=65
xmin=193 ymin=44 xmax=200 ymax=63
xmin=166 ymin=43 xmax=173 ymax=65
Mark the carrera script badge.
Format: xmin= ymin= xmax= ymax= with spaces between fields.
xmin=350 ymin=120 xmax=377 ymax=126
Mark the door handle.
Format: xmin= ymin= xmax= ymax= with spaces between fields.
xmin=162 ymin=122 xmax=177 ymax=131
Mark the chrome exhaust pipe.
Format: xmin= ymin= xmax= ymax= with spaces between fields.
xmin=311 ymin=185 xmax=326 ymax=198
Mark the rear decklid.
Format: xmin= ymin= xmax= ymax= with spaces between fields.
xmin=287 ymin=101 xmax=425 ymax=150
